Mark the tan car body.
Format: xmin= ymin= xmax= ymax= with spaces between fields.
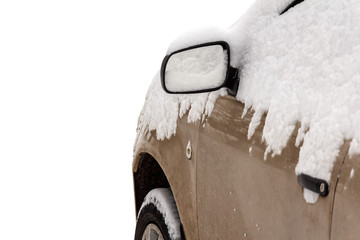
xmin=133 ymin=95 xmax=360 ymax=239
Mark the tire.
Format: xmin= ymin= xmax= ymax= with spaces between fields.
xmin=135 ymin=188 xmax=182 ymax=240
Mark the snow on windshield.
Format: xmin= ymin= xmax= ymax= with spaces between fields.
xmin=137 ymin=0 xmax=360 ymax=203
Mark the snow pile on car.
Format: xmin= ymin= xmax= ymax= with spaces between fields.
xmin=137 ymin=72 xmax=227 ymax=141
xmin=137 ymin=0 xmax=360 ymax=203
xmin=237 ymin=0 xmax=360 ymax=203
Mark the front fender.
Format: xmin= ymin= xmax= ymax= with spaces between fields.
xmin=133 ymin=115 xmax=200 ymax=240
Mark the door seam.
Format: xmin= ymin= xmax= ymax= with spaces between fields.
xmin=329 ymin=145 xmax=350 ymax=240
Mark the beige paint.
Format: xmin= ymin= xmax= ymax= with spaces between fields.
xmin=331 ymin=153 xmax=360 ymax=240
xmin=133 ymin=95 xmax=354 ymax=239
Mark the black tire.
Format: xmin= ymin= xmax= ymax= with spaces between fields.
xmin=134 ymin=188 xmax=182 ymax=240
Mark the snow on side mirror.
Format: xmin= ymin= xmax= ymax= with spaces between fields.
xmin=161 ymin=41 xmax=239 ymax=95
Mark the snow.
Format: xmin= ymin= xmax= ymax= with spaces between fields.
xmin=350 ymin=169 xmax=355 ymax=179
xmin=139 ymin=188 xmax=181 ymax=240
xmin=137 ymin=73 xmax=227 ymax=141
xmin=137 ymin=0 xmax=360 ymax=203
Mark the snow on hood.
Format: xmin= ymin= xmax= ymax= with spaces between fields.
xmin=137 ymin=0 xmax=360 ymax=203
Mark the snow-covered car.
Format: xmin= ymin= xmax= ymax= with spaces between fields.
xmin=133 ymin=0 xmax=360 ymax=239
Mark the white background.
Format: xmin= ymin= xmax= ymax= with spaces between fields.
xmin=0 ymin=1 xmax=253 ymax=239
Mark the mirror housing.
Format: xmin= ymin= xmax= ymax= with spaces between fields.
xmin=160 ymin=41 xmax=239 ymax=96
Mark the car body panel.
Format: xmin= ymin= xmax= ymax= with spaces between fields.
xmin=195 ymin=95 xmax=350 ymax=239
xmin=134 ymin=95 xmax=351 ymax=239
xmin=331 ymin=154 xmax=360 ymax=240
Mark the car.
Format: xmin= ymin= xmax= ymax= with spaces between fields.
xmin=132 ymin=0 xmax=360 ymax=239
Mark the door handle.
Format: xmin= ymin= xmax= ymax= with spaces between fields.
xmin=297 ymin=174 xmax=329 ymax=197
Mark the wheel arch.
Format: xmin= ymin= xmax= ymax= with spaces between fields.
xmin=133 ymin=152 xmax=172 ymax=216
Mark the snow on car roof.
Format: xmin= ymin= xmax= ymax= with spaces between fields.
xmin=137 ymin=0 xmax=360 ymax=203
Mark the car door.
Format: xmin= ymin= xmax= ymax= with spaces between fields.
xmin=196 ymin=95 xmax=348 ymax=239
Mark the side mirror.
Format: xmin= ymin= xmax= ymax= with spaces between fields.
xmin=160 ymin=41 xmax=239 ymax=95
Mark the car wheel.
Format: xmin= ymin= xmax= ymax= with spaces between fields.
xmin=135 ymin=188 xmax=182 ymax=240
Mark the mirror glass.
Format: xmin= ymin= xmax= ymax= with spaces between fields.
xmin=163 ymin=44 xmax=229 ymax=93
